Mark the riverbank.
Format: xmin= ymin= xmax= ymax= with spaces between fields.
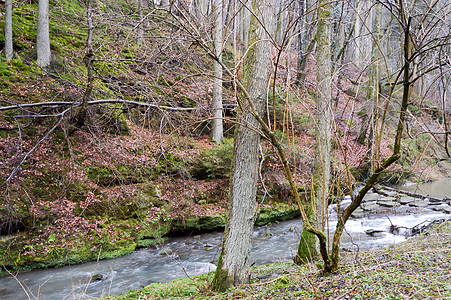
xmin=101 ymin=220 xmax=451 ymax=299
xmin=0 ymin=203 xmax=299 ymax=276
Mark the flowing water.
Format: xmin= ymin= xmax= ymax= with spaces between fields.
xmin=1 ymin=180 xmax=450 ymax=299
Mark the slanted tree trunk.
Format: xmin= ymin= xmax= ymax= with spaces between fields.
xmin=295 ymin=0 xmax=332 ymax=264
xmin=5 ymin=0 xmax=13 ymax=61
xmin=211 ymin=0 xmax=224 ymax=143
xmin=37 ymin=0 xmax=51 ymax=68
xmin=211 ymin=0 xmax=275 ymax=291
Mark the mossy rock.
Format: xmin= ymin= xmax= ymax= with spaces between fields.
xmin=255 ymin=205 xmax=300 ymax=227
xmin=171 ymin=214 xmax=227 ymax=233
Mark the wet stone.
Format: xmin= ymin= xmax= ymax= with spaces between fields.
xmin=361 ymin=202 xmax=379 ymax=211
xmin=362 ymin=193 xmax=381 ymax=202
xmin=160 ymin=248 xmax=173 ymax=255
xmin=351 ymin=208 xmax=365 ymax=218
xmin=399 ymin=196 xmax=416 ymax=205
xmin=379 ymin=190 xmax=398 ymax=197
xmin=378 ymin=201 xmax=399 ymax=207
xmin=377 ymin=197 xmax=399 ymax=207
xmin=204 ymin=244 xmax=215 ymax=251
xmin=91 ymin=274 xmax=108 ymax=282
xmin=365 ymin=229 xmax=384 ymax=237
xmin=409 ymin=200 xmax=430 ymax=207
xmin=433 ymin=204 xmax=451 ymax=214
xmin=379 ymin=196 xmax=397 ymax=202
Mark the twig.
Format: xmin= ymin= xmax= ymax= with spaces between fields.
xmin=2 ymin=265 xmax=34 ymax=300
xmin=3 ymin=108 xmax=70 ymax=187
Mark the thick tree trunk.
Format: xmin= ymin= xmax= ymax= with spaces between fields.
xmin=212 ymin=0 xmax=275 ymax=291
xmin=5 ymin=0 xmax=13 ymax=61
xmin=211 ymin=0 xmax=224 ymax=143
xmin=37 ymin=0 xmax=51 ymax=68
xmin=313 ymin=0 xmax=332 ymax=234
xmin=295 ymin=0 xmax=332 ymax=263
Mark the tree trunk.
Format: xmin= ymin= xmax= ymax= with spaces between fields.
xmin=211 ymin=0 xmax=224 ymax=143
xmin=37 ymin=0 xmax=51 ymax=68
xmin=138 ymin=0 xmax=144 ymax=45
xmin=212 ymin=0 xmax=275 ymax=291
xmin=5 ymin=0 xmax=13 ymax=61
xmin=353 ymin=0 xmax=372 ymax=70
xmin=295 ymin=0 xmax=332 ymax=263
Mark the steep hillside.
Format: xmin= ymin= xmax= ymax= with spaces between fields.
xmin=0 ymin=0 xmax=449 ymax=273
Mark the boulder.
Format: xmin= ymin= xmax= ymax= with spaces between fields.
xmin=91 ymin=274 xmax=108 ymax=282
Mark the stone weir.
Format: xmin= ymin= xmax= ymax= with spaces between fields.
xmin=337 ymin=185 xmax=451 ymax=218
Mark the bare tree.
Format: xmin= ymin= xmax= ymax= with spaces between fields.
xmin=5 ymin=0 xmax=13 ymax=61
xmin=37 ymin=0 xmax=51 ymax=68
xmin=211 ymin=0 xmax=224 ymax=143
xmin=211 ymin=0 xmax=276 ymax=290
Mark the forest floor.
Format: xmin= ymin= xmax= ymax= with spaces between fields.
xmin=101 ymin=221 xmax=451 ymax=299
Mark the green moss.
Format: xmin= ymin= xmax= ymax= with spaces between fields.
xmin=194 ymin=138 xmax=234 ymax=179
xmin=255 ymin=204 xmax=300 ymax=226
xmin=275 ymin=276 xmax=290 ymax=289
xmin=211 ymin=252 xmax=233 ymax=292
xmin=294 ymin=202 xmax=318 ymax=265
xmin=172 ymin=214 xmax=227 ymax=233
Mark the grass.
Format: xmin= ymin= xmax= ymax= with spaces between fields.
xmin=100 ymin=221 xmax=451 ymax=299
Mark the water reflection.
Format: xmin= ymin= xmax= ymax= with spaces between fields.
xmin=397 ymin=177 xmax=451 ymax=199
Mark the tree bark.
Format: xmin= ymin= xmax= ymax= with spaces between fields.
xmin=353 ymin=0 xmax=372 ymax=70
xmin=138 ymin=0 xmax=144 ymax=45
xmin=5 ymin=0 xmax=13 ymax=61
xmin=212 ymin=0 xmax=275 ymax=291
xmin=295 ymin=0 xmax=332 ymax=263
xmin=37 ymin=0 xmax=51 ymax=68
xmin=211 ymin=0 xmax=224 ymax=143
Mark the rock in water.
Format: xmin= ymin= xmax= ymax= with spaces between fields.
xmin=399 ymin=196 xmax=415 ymax=205
xmin=377 ymin=197 xmax=399 ymax=207
xmin=365 ymin=229 xmax=384 ymax=236
xmin=408 ymin=199 xmax=430 ymax=207
xmin=91 ymin=274 xmax=108 ymax=282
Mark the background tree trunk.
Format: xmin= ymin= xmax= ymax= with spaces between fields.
xmin=138 ymin=0 xmax=144 ymax=45
xmin=5 ymin=0 xmax=13 ymax=61
xmin=37 ymin=0 xmax=51 ymax=68
xmin=211 ymin=0 xmax=224 ymax=143
xmin=212 ymin=0 xmax=275 ymax=291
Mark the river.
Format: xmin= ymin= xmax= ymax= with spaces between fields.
xmin=0 ymin=179 xmax=450 ymax=299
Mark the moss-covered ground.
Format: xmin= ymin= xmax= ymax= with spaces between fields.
xmin=100 ymin=221 xmax=451 ymax=299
